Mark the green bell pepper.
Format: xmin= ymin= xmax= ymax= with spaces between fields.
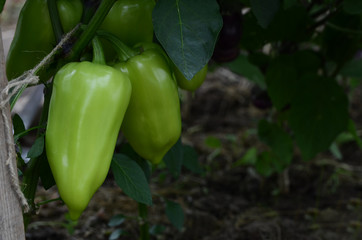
xmin=174 ymin=64 xmax=208 ymax=91
xmin=45 ymin=38 xmax=131 ymax=220
xmin=100 ymin=33 xmax=181 ymax=164
xmin=100 ymin=0 xmax=155 ymax=60
xmin=6 ymin=0 xmax=83 ymax=81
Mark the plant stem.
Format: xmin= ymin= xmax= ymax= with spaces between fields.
xmin=22 ymin=84 xmax=52 ymax=229
xmin=48 ymin=0 xmax=64 ymax=43
xmin=92 ymin=36 xmax=106 ymax=65
xmin=81 ymin=0 xmax=101 ymax=24
xmin=36 ymin=197 xmax=62 ymax=207
xmin=96 ymin=30 xmax=138 ymax=61
xmin=138 ymin=203 xmax=150 ymax=240
xmin=68 ymin=0 xmax=116 ymax=61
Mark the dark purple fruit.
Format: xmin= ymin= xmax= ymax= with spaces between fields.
xmin=212 ymin=11 xmax=243 ymax=63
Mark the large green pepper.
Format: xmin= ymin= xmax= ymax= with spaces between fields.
xmin=45 ymin=39 xmax=131 ymax=220
xmin=6 ymin=0 xmax=83 ymax=81
xmin=100 ymin=0 xmax=155 ymax=60
xmin=103 ymin=37 xmax=181 ymax=164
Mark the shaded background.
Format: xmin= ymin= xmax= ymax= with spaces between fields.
xmin=2 ymin=1 xmax=362 ymax=240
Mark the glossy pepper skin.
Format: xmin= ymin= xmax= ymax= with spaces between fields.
xmin=45 ymin=62 xmax=131 ymax=220
xmin=100 ymin=0 xmax=155 ymax=59
xmin=174 ymin=64 xmax=208 ymax=91
xmin=135 ymin=42 xmax=208 ymax=91
xmin=114 ymin=46 xmax=181 ymax=164
xmin=6 ymin=0 xmax=82 ymax=81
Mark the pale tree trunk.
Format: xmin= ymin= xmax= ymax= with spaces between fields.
xmin=0 ymin=26 xmax=26 ymax=239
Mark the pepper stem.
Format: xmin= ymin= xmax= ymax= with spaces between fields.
xmin=68 ymin=0 xmax=116 ymax=61
xmin=92 ymin=36 xmax=106 ymax=65
xmin=47 ymin=0 xmax=63 ymax=43
xmin=96 ymin=30 xmax=138 ymax=61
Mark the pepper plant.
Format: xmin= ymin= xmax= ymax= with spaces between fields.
xmin=2 ymin=0 xmax=362 ymax=239
xmin=2 ymin=0 xmax=222 ymax=238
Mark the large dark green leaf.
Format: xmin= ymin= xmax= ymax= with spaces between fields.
xmin=111 ymin=154 xmax=152 ymax=205
xmin=153 ymin=0 xmax=223 ymax=80
xmin=250 ymin=0 xmax=280 ymax=29
xmin=266 ymin=51 xmax=321 ymax=110
xmin=288 ymin=75 xmax=349 ymax=160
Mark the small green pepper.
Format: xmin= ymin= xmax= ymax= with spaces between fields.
xmin=174 ymin=64 xmax=208 ymax=91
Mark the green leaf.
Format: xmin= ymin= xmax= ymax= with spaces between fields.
xmin=204 ymin=136 xmax=222 ymax=148
xmin=258 ymin=120 xmax=293 ymax=171
xmin=108 ymin=214 xmax=126 ymax=227
xmin=109 ymin=229 xmax=126 ymax=240
xmin=288 ymin=75 xmax=349 ymax=160
xmin=149 ymin=225 xmax=166 ymax=235
xmin=234 ymin=147 xmax=258 ymax=166
xmin=163 ymin=139 xmax=183 ymax=178
xmin=293 ymin=50 xmax=321 ymax=75
xmin=329 ymin=143 xmax=342 ymax=160
xmin=266 ymin=5 xmax=311 ymax=42
xmin=266 ymin=51 xmax=320 ymax=111
xmin=250 ymin=0 xmax=280 ymax=28
xmin=343 ymin=0 xmax=362 ymax=15
xmin=226 ymin=55 xmax=266 ymax=89
xmin=13 ymin=125 xmax=45 ymax=143
xmin=12 ymin=114 xmax=25 ymax=137
xmin=340 ymin=58 xmax=362 ymax=79
xmin=27 ymin=135 xmax=45 ymax=159
xmin=182 ymin=145 xmax=203 ymax=174
xmin=111 ymin=154 xmax=152 ymax=206
xmin=39 ymin=153 xmax=56 ymax=190
xmin=120 ymin=143 xmax=151 ymax=182
xmin=165 ymin=200 xmax=184 ymax=231
xmin=0 ymin=0 xmax=5 ymax=13
xmin=255 ymin=151 xmax=277 ymax=177
xmin=240 ymin=12 xmax=267 ymax=50
xmin=266 ymin=55 xmax=298 ymax=110
xmin=153 ymin=0 xmax=223 ymax=80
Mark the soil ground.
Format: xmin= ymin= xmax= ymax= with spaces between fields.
xmin=2 ymin=2 xmax=362 ymax=240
